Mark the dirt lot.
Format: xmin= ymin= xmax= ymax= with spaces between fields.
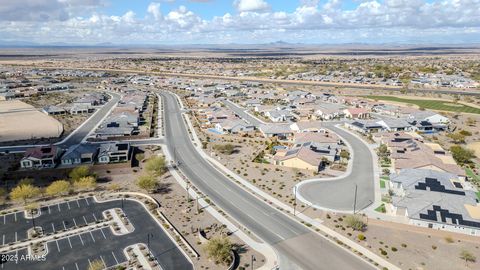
xmin=0 ymin=100 xmax=63 ymax=143
xmin=321 ymin=212 xmax=480 ymax=270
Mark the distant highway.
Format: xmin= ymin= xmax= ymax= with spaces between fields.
xmin=8 ymin=65 xmax=480 ymax=96
xmin=160 ymin=91 xmax=375 ymax=270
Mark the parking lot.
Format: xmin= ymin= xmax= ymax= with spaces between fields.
xmin=0 ymin=197 xmax=192 ymax=270
xmin=0 ymin=197 xmax=116 ymax=246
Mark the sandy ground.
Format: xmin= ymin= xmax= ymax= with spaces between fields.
xmin=467 ymin=142 xmax=480 ymax=158
xmin=0 ymin=100 xmax=63 ymax=142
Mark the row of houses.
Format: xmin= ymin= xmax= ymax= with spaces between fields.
xmin=42 ymin=92 xmax=108 ymax=115
xmin=20 ymin=142 xmax=131 ymax=169
xmin=94 ymin=91 xmax=148 ymax=139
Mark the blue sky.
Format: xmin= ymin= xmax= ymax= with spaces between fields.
xmin=0 ymin=0 xmax=479 ymax=45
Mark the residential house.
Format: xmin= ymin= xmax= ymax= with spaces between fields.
xmin=61 ymin=144 xmax=98 ymax=165
xmin=42 ymin=105 xmax=66 ymax=115
xmin=97 ymin=142 xmax=131 ymax=163
xmin=259 ymin=124 xmax=294 ymax=140
xmin=215 ymin=119 xmax=255 ymax=134
xmin=388 ymin=169 xmax=480 ymax=236
xmin=273 ymin=142 xmax=332 ymax=171
xmin=343 ymin=108 xmax=370 ymax=119
xmin=20 ymin=145 xmax=61 ymax=169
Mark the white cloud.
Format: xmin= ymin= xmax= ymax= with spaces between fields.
xmin=234 ymin=0 xmax=270 ymax=12
xmin=147 ymin=2 xmax=162 ymax=21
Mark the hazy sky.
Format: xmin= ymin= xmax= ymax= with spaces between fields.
xmin=0 ymin=0 xmax=479 ymax=45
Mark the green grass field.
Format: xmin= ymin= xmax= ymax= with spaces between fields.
xmin=380 ymin=180 xmax=386 ymax=188
xmin=375 ymin=204 xmax=386 ymax=213
xmin=366 ymin=96 xmax=480 ymax=114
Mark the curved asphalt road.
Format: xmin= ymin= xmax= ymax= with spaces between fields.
xmin=296 ymin=123 xmax=375 ymax=212
xmin=160 ymin=91 xmax=374 ymax=270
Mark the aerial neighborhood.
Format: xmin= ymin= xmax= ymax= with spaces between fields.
xmin=1 ymin=50 xmax=480 ymax=270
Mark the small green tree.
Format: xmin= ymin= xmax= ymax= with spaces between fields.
xmin=460 ymin=249 xmax=476 ymax=263
xmin=136 ymin=174 xmax=158 ymax=192
xmin=447 ymin=132 xmax=466 ymax=144
xmin=73 ymin=176 xmax=96 ymax=191
xmin=344 ymin=215 xmax=366 ymax=231
xmin=377 ymin=144 xmax=389 ymax=158
xmin=203 ymin=237 xmax=233 ymax=265
xmin=339 ymin=149 xmax=350 ymax=164
xmin=10 ymin=184 xmax=41 ymax=205
xmin=145 ymin=156 xmax=167 ymax=176
xmin=450 ymin=145 xmax=476 ymax=166
xmin=88 ymin=259 xmax=105 ymax=270
xmin=45 ymin=180 xmax=70 ymax=197
xmin=69 ymin=166 xmax=91 ymax=182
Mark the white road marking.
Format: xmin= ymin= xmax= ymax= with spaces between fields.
xmin=100 ymin=228 xmax=107 ymax=239
xmin=89 ymin=231 xmax=95 ymax=242
xmin=73 ymin=218 xmax=77 ymax=227
xmin=67 ymin=236 xmax=73 ymax=249
xmin=100 ymin=256 xmax=106 ymax=267
xmin=51 ymin=223 xmax=55 ymax=232
xmin=78 ymin=234 xmax=84 ymax=246
xmin=55 ymin=240 xmax=60 ymax=252
xmin=57 ymin=203 xmax=61 ymax=212
xmin=63 ymin=221 xmax=67 ymax=230
xmin=75 ymin=263 xmax=79 ymax=270
xmin=3 ymin=215 xmax=5 ymax=224
xmin=85 ymin=198 xmax=90 ymax=206
xmin=92 ymin=213 xmax=98 ymax=221
xmin=14 ymin=232 xmax=17 ymax=242
xmin=48 ymin=205 xmax=51 ymax=214
xmin=14 ymin=212 xmax=17 ymax=222
xmin=2 ymin=234 xmax=5 ymax=245
xmin=76 ymin=200 xmax=81 ymax=208
xmin=88 ymin=259 xmax=92 ymax=268
xmin=111 ymin=251 xmax=119 ymax=264
xmin=67 ymin=201 xmax=71 ymax=210
xmin=83 ymin=216 xmax=88 ymax=225
xmin=62 ymin=267 xmax=65 ymax=270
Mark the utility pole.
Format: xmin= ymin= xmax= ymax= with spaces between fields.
xmin=293 ymin=186 xmax=297 ymax=216
xmin=353 ymin=184 xmax=358 ymax=214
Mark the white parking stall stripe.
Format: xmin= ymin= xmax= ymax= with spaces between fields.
xmin=57 ymin=204 xmax=61 ymax=212
xmin=3 ymin=215 xmax=5 ymax=224
xmin=76 ymin=200 xmax=81 ymax=208
xmin=85 ymin=198 xmax=90 ymax=206
xmin=92 ymin=213 xmax=98 ymax=221
xmin=15 ymin=232 xmax=17 ymax=242
xmin=52 ymin=223 xmax=55 ymax=232
xmin=48 ymin=205 xmax=51 ymax=214
xmin=67 ymin=201 xmax=71 ymax=210
xmin=67 ymin=236 xmax=73 ymax=249
xmin=63 ymin=221 xmax=67 ymax=230
xmin=89 ymin=231 xmax=95 ymax=242
xmin=14 ymin=212 xmax=17 ymax=222
xmin=88 ymin=259 xmax=92 ymax=268
xmin=100 ymin=228 xmax=107 ymax=239
xmin=75 ymin=263 xmax=79 ymax=270
xmin=62 ymin=267 xmax=65 ymax=270
xmin=100 ymin=256 xmax=106 ymax=267
xmin=83 ymin=216 xmax=88 ymax=225
xmin=79 ymin=234 xmax=84 ymax=246
xmin=56 ymin=240 xmax=60 ymax=252
xmin=111 ymin=251 xmax=119 ymax=265
xmin=2 ymin=234 xmax=5 ymax=245
xmin=73 ymin=218 xmax=77 ymax=227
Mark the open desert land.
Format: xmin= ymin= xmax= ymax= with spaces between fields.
xmin=0 ymin=100 xmax=62 ymax=143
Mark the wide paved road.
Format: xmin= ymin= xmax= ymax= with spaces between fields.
xmin=296 ymin=123 xmax=375 ymax=212
xmin=0 ymin=92 xmax=120 ymax=153
xmin=223 ymin=100 xmax=264 ymax=126
xmin=160 ymin=91 xmax=374 ymax=270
